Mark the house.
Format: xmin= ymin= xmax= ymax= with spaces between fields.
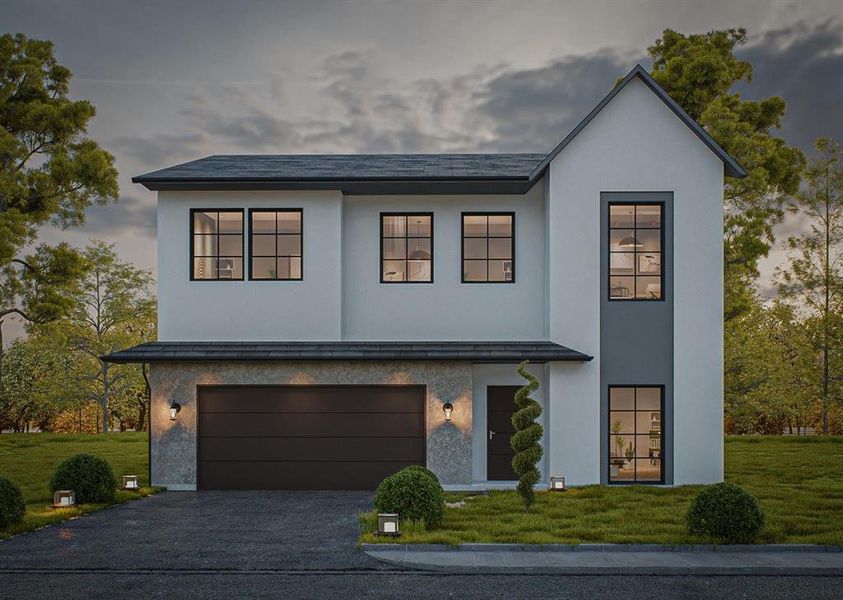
xmin=106 ymin=65 xmax=745 ymax=491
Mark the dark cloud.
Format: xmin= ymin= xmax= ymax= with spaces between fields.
xmin=77 ymin=194 xmax=157 ymax=238
xmin=739 ymin=19 xmax=843 ymax=155
xmin=111 ymin=133 xmax=207 ymax=167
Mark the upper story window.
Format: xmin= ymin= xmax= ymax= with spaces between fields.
xmin=462 ymin=213 xmax=514 ymax=283
xmin=249 ymin=209 xmax=302 ymax=280
xmin=381 ymin=213 xmax=433 ymax=283
xmin=608 ymin=203 xmax=663 ymax=300
xmin=191 ymin=209 xmax=244 ymax=280
xmin=608 ymin=386 xmax=663 ymax=483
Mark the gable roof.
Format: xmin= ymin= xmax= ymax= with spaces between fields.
xmin=133 ymin=64 xmax=745 ymax=194
xmin=529 ymin=64 xmax=746 ymax=179
xmin=133 ymin=154 xmax=546 ymax=195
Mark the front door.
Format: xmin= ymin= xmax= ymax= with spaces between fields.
xmin=486 ymin=385 xmax=519 ymax=481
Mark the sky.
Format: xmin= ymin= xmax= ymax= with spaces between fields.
xmin=3 ymin=0 xmax=843 ymax=338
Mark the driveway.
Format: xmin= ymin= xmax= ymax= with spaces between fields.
xmin=1 ymin=492 xmax=840 ymax=599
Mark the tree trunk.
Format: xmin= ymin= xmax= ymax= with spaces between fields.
xmin=101 ymin=361 xmax=110 ymax=433
xmin=822 ymin=166 xmax=831 ymax=435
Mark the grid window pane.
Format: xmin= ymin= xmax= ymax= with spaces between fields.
xmin=251 ymin=212 xmax=276 ymax=234
xmin=608 ymin=203 xmax=663 ymax=300
xmin=608 ymin=386 xmax=663 ymax=483
xmin=191 ymin=210 xmax=243 ymax=280
xmin=463 ymin=215 xmax=487 ymax=237
xmin=383 ymin=238 xmax=406 ymax=260
xmin=252 ymin=235 xmax=275 ymax=256
xmin=382 ymin=214 xmax=432 ymax=283
xmin=248 ymin=210 xmax=302 ymax=280
xmin=464 ymin=238 xmax=487 ymax=259
xmin=252 ymin=257 xmax=276 ymax=279
xmin=462 ymin=214 xmax=514 ymax=283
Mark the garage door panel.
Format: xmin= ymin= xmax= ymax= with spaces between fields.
xmin=197 ymin=385 xmax=426 ymax=490
xmin=201 ymin=386 xmax=424 ymax=414
xmin=199 ymin=411 xmax=424 ymax=437
xmin=198 ymin=436 xmax=425 ymax=462
xmin=198 ymin=460 xmax=419 ymax=491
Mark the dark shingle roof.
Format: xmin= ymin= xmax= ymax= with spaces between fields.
xmin=103 ymin=341 xmax=592 ymax=364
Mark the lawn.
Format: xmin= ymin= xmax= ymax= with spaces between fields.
xmin=0 ymin=433 xmax=159 ymax=540
xmin=361 ymin=436 xmax=843 ymax=545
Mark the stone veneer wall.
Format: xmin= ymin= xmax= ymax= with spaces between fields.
xmin=149 ymin=361 xmax=473 ymax=489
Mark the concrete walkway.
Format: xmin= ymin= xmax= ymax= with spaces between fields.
xmin=363 ymin=544 xmax=843 ymax=575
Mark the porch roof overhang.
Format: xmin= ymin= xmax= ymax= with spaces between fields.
xmin=103 ymin=341 xmax=593 ymax=364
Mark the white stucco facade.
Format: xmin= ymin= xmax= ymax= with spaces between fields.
xmin=148 ymin=70 xmax=728 ymax=488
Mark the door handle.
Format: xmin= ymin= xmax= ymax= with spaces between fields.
xmin=489 ymin=430 xmax=495 ymax=440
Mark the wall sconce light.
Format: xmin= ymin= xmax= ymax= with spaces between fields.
xmin=549 ymin=476 xmax=567 ymax=492
xmin=122 ymin=475 xmax=140 ymax=490
xmin=52 ymin=490 xmax=76 ymax=508
xmin=375 ymin=513 xmax=400 ymax=537
xmin=442 ymin=402 xmax=453 ymax=421
xmin=169 ymin=402 xmax=181 ymax=420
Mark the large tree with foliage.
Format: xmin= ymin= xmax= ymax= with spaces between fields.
xmin=44 ymin=241 xmax=155 ymax=433
xmin=777 ymin=138 xmax=843 ymax=434
xmin=648 ymin=28 xmax=805 ymax=322
xmin=0 ymin=33 xmax=118 ymax=354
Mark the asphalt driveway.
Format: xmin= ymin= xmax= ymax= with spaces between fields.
xmin=1 ymin=492 xmax=840 ymax=599
xmin=0 ymin=491 xmax=382 ymax=572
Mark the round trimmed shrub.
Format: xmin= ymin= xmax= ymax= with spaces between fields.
xmin=687 ymin=482 xmax=764 ymax=543
xmin=373 ymin=466 xmax=445 ymax=528
xmin=0 ymin=477 xmax=26 ymax=528
xmin=402 ymin=465 xmax=441 ymax=487
xmin=50 ymin=454 xmax=117 ymax=504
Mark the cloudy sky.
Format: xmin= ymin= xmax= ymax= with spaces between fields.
xmin=3 ymin=0 xmax=843 ymax=336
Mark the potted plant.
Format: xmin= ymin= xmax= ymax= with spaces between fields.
xmin=610 ymin=420 xmax=626 ymax=477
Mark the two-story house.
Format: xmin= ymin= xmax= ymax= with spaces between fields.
xmin=107 ymin=65 xmax=745 ymax=491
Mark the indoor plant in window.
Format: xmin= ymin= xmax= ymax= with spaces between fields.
xmin=611 ymin=420 xmax=626 ymax=477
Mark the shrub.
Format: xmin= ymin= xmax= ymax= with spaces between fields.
xmin=687 ymin=482 xmax=764 ymax=543
xmin=50 ymin=454 xmax=117 ymax=504
xmin=0 ymin=477 xmax=26 ymax=529
xmin=512 ymin=360 xmax=543 ymax=511
xmin=402 ymin=465 xmax=441 ymax=486
xmin=373 ymin=466 xmax=445 ymax=528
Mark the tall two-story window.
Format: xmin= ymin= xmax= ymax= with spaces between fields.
xmin=608 ymin=203 xmax=663 ymax=300
xmin=191 ymin=209 xmax=244 ymax=280
xmin=462 ymin=213 xmax=514 ymax=283
xmin=381 ymin=213 xmax=433 ymax=283
xmin=249 ymin=209 xmax=302 ymax=280
xmin=608 ymin=386 xmax=663 ymax=483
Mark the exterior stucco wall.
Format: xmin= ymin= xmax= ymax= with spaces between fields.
xmin=547 ymin=76 xmax=724 ymax=485
xmin=157 ymin=190 xmax=344 ymax=342
xmin=150 ymin=361 xmax=473 ymax=489
xmin=341 ymin=186 xmax=546 ymax=340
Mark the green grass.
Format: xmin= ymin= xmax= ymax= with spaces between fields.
xmin=0 ymin=433 xmax=160 ymax=539
xmin=361 ymin=436 xmax=843 ymax=545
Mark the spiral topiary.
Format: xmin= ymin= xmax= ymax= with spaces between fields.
xmin=511 ymin=360 xmax=543 ymax=511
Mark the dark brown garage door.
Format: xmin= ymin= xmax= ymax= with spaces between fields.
xmin=197 ymin=385 xmax=426 ymax=490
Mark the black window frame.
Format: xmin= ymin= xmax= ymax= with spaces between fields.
xmin=461 ymin=212 xmax=515 ymax=284
xmin=607 ymin=384 xmax=665 ymax=485
xmin=607 ymin=201 xmax=665 ymax=301
xmin=247 ymin=208 xmax=303 ymax=281
xmin=380 ymin=212 xmax=434 ymax=284
xmin=189 ymin=208 xmax=245 ymax=281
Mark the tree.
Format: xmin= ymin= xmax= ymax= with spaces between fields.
xmin=511 ymin=361 xmax=543 ymax=511
xmin=647 ymin=29 xmax=805 ymax=322
xmin=0 ymin=33 xmax=118 ymax=361
xmin=778 ymin=138 xmax=843 ymax=434
xmin=45 ymin=241 xmax=155 ymax=433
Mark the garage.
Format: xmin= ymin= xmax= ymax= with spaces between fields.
xmin=197 ymin=385 xmax=426 ymax=490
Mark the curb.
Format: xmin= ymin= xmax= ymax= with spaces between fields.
xmin=361 ymin=543 xmax=843 ymax=553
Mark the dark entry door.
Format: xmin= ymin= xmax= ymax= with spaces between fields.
xmin=197 ymin=385 xmax=426 ymax=490
xmin=487 ymin=385 xmax=519 ymax=481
